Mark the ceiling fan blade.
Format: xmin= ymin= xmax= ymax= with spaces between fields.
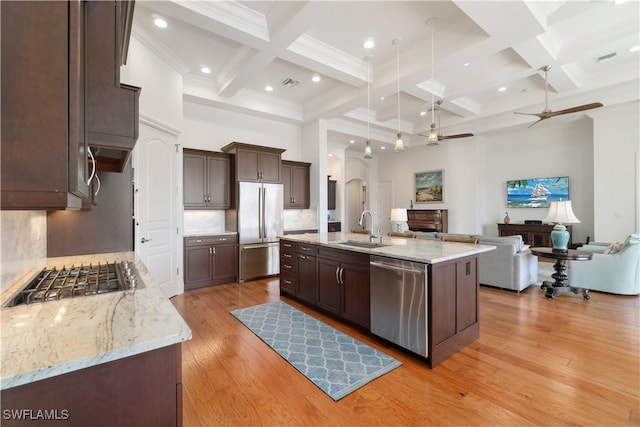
xmin=514 ymin=111 xmax=545 ymax=118
xmin=439 ymin=133 xmax=474 ymax=140
xmin=545 ymin=102 xmax=604 ymax=117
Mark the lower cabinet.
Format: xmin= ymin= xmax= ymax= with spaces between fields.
xmin=279 ymin=240 xmax=317 ymax=304
xmin=1 ymin=344 xmax=182 ymax=427
xmin=316 ymin=247 xmax=370 ymax=329
xmin=184 ymin=235 xmax=237 ymax=290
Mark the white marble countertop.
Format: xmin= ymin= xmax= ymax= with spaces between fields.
xmin=0 ymin=252 xmax=192 ymax=390
xmin=279 ymin=232 xmax=495 ymax=264
xmin=183 ymin=230 xmax=237 ymax=237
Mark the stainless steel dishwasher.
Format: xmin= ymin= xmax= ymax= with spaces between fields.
xmin=370 ymin=256 xmax=428 ymax=357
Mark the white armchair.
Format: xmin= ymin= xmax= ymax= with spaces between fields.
xmin=569 ymin=234 xmax=640 ymax=295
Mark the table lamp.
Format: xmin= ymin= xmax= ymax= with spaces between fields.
xmin=543 ymin=200 xmax=580 ymax=251
xmin=390 ymin=208 xmax=408 ymax=232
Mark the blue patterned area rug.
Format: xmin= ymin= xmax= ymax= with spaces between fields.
xmin=230 ymin=300 xmax=402 ymax=400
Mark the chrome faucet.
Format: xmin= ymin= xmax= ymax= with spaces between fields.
xmin=358 ymin=210 xmax=381 ymax=242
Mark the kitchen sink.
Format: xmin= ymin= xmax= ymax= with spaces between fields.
xmin=337 ymin=240 xmax=390 ymax=249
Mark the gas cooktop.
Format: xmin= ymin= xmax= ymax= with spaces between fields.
xmin=4 ymin=261 xmax=139 ymax=307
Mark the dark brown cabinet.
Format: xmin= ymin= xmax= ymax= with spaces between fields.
xmin=85 ymin=0 xmax=140 ymax=174
xmin=316 ymin=246 xmax=370 ymax=329
xmin=282 ymin=160 xmax=310 ymax=209
xmin=221 ymin=142 xmax=285 ymax=183
xmin=497 ymin=223 xmax=571 ymax=247
xmin=1 ymin=0 xmax=89 ymax=210
xmin=279 ymin=240 xmax=317 ymax=304
xmin=184 ymin=235 xmax=237 ymax=290
xmin=1 ymin=0 xmax=138 ymax=210
xmin=183 ymin=149 xmax=231 ymax=209
xmin=328 ymin=222 xmax=341 ymax=232
xmin=1 ymin=344 xmax=182 ymax=427
xmin=429 ymin=255 xmax=479 ymax=367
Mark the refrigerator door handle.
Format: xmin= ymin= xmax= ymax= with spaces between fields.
xmin=262 ymin=187 xmax=267 ymax=239
xmin=258 ymin=186 xmax=263 ymax=239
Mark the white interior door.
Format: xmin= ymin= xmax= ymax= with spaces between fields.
xmin=133 ymin=124 xmax=179 ymax=297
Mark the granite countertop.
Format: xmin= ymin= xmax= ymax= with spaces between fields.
xmin=183 ymin=230 xmax=237 ymax=237
xmin=279 ymin=232 xmax=495 ymax=264
xmin=0 ymin=252 xmax=192 ymax=390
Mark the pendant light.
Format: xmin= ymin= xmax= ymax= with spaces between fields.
xmin=427 ymin=20 xmax=439 ymax=146
xmin=393 ymin=39 xmax=404 ymax=152
xmin=364 ymin=56 xmax=373 ymax=159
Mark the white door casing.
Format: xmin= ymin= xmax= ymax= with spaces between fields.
xmin=133 ymin=123 xmax=180 ymax=297
xmin=377 ymin=180 xmax=393 ymax=236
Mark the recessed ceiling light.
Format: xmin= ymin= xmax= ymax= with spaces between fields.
xmin=420 ymin=111 xmax=426 ymax=116
xmin=363 ymin=39 xmax=375 ymax=49
xmin=380 ymin=96 xmax=385 ymax=100
xmin=629 ymin=45 xmax=640 ymax=53
xmin=380 ymin=146 xmax=386 ymax=150
xmin=265 ymin=85 xmax=273 ymax=92
xmin=201 ymin=67 xmax=211 ymax=74
xmin=349 ymin=140 xmax=355 ymax=144
xmin=328 ymin=153 xmax=334 ymax=157
xmin=312 ymin=75 xmax=321 ymax=83
xmin=463 ymin=62 xmax=470 ymax=67
xmin=498 ymin=86 xmax=507 ymax=92
xmin=153 ymin=18 xmax=168 ymax=28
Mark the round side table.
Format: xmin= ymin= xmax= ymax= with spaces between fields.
xmin=530 ymin=247 xmax=593 ymax=300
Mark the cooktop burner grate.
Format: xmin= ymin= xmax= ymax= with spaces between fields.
xmin=6 ymin=261 xmax=138 ymax=307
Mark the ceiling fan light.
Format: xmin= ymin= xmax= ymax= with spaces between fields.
xmin=395 ymin=133 xmax=404 ymax=152
xmin=427 ymin=128 xmax=439 ymax=146
xmin=364 ymin=140 xmax=373 ymax=159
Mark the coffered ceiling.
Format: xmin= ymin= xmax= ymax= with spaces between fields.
xmin=132 ymin=1 xmax=640 ymax=152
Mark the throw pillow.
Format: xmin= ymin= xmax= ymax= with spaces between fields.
xmin=603 ymin=242 xmax=622 ymax=254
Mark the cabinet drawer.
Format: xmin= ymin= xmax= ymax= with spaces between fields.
xmin=296 ymin=242 xmax=317 ymax=255
xmin=280 ymin=239 xmax=295 ymax=251
xmin=185 ymin=235 xmax=237 ymax=246
xmin=316 ymin=246 xmax=369 ymax=266
xmin=280 ymin=257 xmax=296 ymax=273
xmin=280 ymin=271 xmax=296 ymax=294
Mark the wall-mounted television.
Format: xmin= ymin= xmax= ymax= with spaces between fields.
xmin=506 ymin=176 xmax=569 ymax=208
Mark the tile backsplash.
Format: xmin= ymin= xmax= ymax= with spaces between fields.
xmin=183 ymin=210 xmax=226 ymax=236
xmin=1 ymin=211 xmax=47 ymax=292
xmin=284 ymin=208 xmax=318 ymax=231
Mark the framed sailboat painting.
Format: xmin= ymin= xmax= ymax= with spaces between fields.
xmin=506 ymin=176 xmax=569 ymax=208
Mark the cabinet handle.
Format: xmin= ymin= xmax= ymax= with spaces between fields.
xmin=283 ymin=263 xmax=292 ymax=269
xmin=283 ymin=253 xmax=292 ymax=258
xmin=283 ymin=242 xmax=292 ymax=248
xmin=213 ymin=247 xmax=216 ymax=255
xmin=209 ymin=247 xmax=213 ymax=255
xmin=300 ymin=246 xmax=310 ymax=251
xmin=283 ymin=279 xmax=292 ymax=285
xmin=339 ymin=267 xmax=344 ymax=284
xmin=335 ymin=267 xmax=340 ymax=284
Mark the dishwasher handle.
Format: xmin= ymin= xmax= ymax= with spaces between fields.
xmin=370 ymin=261 xmax=424 ymax=275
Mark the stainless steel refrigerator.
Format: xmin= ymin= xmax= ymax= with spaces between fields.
xmin=237 ymin=182 xmax=284 ymax=282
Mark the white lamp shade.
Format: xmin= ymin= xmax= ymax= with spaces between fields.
xmin=390 ymin=208 xmax=408 ymax=222
xmin=543 ymin=200 xmax=580 ymax=224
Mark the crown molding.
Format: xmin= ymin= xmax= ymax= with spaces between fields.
xmin=131 ymin=24 xmax=191 ymax=75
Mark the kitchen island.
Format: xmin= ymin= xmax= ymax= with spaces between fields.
xmin=0 ymin=252 xmax=191 ymax=426
xmin=279 ymin=232 xmax=495 ymax=367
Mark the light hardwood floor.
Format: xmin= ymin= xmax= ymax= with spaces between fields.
xmin=171 ymin=279 xmax=639 ymax=426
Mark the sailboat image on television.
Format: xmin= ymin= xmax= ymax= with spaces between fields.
xmin=531 ymin=183 xmax=550 ymax=200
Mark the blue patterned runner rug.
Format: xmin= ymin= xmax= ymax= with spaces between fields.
xmin=230 ymin=300 xmax=402 ymax=400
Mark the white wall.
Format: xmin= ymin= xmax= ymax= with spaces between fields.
xmin=377 ymin=118 xmax=595 ymax=243
xmin=592 ymin=102 xmax=640 ymax=242
xmin=121 ymin=36 xmax=184 ymax=132
xmin=182 ymin=101 xmax=301 ymax=155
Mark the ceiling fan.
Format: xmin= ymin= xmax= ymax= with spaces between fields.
xmin=515 ymin=65 xmax=603 ymax=127
xmin=419 ymin=100 xmax=475 ymax=142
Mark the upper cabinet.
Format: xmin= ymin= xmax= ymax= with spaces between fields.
xmin=0 ymin=0 xmax=139 ymax=210
xmin=1 ymin=1 xmax=89 ymax=210
xmin=86 ymin=0 xmax=140 ymax=173
xmin=221 ymin=142 xmax=285 ymax=183
xmin=282 ymin=161 xmax=310 ymax=209
xmin=183 ymin=149 xmax=231 ymax=209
